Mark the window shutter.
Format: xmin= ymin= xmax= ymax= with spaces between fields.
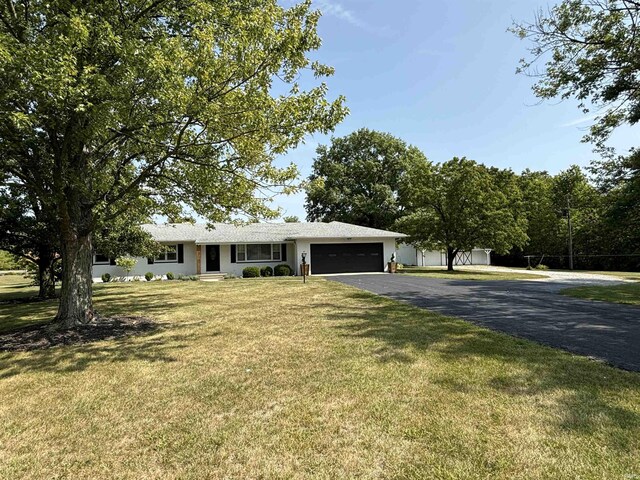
xmin=147 ymin=257 xmax=154 ymax=265
xmin=230 ymin=245 xmax=236 ymax=263
xmin=281 ymin=244 xmax=287 ymax=262
xmin=177 ymin=244 xmax=184 ymax=263
xmin=110 ymin=258 xmax=116 ymax=266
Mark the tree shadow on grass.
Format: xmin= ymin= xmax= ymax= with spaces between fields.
xmin=0 ymin=285 xmax=205 ymax=379
xmin=0 ymin=321 xmax=215 ymax=380
xmin=323 ymin=288 xmax=640 ymax=448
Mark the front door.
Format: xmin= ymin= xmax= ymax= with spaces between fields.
xmin=205 ymin=245 xmax=220 ymax=272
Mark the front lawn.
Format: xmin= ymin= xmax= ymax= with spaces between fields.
xmin=561 ymin=283 xmax=640 ymax=306
xmin=1 ymin=278 xmax=639 ymax=479
xmin=399 ymin=266 xmax=546 ymax=281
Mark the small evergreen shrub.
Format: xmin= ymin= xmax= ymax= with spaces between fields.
xmin=274 ymin=264 xmax=292 ymax=276
xmin=101 ymin=273 xmax=111 ymax=283
xmin=166 ymin=272 xmax=175 ymax=280
xmin=260 ymin=266 xmax=273 ymax=277
xmin=145 ymin=272 xmax=154 ymax=281
xmin=178 ymin=274 xmax=199 ymax=281
xmin=243 ymin=266 xmax=261 ymax=278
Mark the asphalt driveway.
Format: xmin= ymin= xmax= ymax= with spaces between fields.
xmin=331 ymin=274 xmax=640 ymax=371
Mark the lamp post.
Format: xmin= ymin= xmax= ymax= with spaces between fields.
xmin=301 ymin=251 xmax=307 ymax=283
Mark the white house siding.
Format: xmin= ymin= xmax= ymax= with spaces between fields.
xmin=213 ymin=243 xmax=296 ymax=277
xmin=293 ymin=237 xmax=397 ymax=275
xmin=92 ymin=242 xmax=198 ymax=280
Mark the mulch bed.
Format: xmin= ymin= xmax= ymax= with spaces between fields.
xmin=0 ymin=316 xmax=158 ymax=352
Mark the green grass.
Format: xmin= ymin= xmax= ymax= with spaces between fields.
xmin=0 ymin=275 xmax=58 ymax=332
xmin=561 ymin=283 xmax=640 ymax=306
xmin=579 ymin=270 xmax=640 ymax=282
xmin=0 ymin=274 xmax=39 ymax=301
xmin=399 ymin=266 xmax=546 ymax=281
xmin=1 ymin=278 xmax=639 ymax=479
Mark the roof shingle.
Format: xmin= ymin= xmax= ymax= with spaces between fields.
xmin=142 ymin=221 xmax=406 ymax=244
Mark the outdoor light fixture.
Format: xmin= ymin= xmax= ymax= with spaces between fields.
xmin=301 ymin=251 xmax=307 ymax=283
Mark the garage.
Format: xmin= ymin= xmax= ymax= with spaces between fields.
xmin=310 ymin=243 xmax=384 ymax=274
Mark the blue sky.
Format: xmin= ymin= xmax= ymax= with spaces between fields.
xmin=272 ymin=0 xmax=637 ymax=221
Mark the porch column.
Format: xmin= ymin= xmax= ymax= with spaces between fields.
xmin=196 ymin=245 xmax=202 ymax=274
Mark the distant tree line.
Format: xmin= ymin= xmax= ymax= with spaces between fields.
xmin=305 ymin=129 xmax=639 ymax=271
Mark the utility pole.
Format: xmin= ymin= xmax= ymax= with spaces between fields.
xmin=567 ymin=195 xmax=574 ymax=270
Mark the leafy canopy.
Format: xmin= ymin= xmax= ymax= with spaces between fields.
xmin=305 ymin=128 xmax=427 ymax=230
xmin=397 ymin=157 xmax=528 ymax=256
xmin=512 ymin=1 xmax=640 ymax=149
xmin=0 ymin=0 xmax=348 ymax=230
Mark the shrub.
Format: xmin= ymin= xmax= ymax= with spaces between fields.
xmin=101 ymin=273 xmax=111 ymax=283
xmin=260 ymin=266 xmax=273 ymax=277
xmin=243 ymin=266 xmax=261 ymax=278
xmin=115 ymin=256 xmax=137 ymax=278
xmin=145 ymin=272 xmax=154 ymax=281
xmin=535 ymin=264 xmax=549 ymax=270
xmin=274 ymin=264 xmax=292 ymax=276
xmin=178 ymin=274 xmax=199 ymax=281
xmin=166 ymin=271 xmax=175 ymax=280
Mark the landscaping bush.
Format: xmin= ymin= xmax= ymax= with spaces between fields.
xmin=145 ymin=272 xmax=154 ymax=282
xmin=243 ymin=266 xmax=261 ymax=278
xmin=101 ymin=273 xmax=111 ymax=283
xmin=166 ymin=272 xmax=175 ymax=280
xmin=535 ymin=264 xmax=549 ymax=270
xmin=260 ymin=266 xmax=273 ymax=277
xmin=178 ymin=274 xmax=199 ymax=281
xmin=274 ymin=264 xmax=292 ymax=276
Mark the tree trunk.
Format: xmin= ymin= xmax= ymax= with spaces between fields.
xmin=54 ymin=228 xmax=94 ymax=328
xmin=37 ymin=258 xmax=56 ymax=299
xmin=447 ymin=246 xmax=457 ymax=271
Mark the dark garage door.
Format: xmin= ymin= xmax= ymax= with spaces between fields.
xmin=311 ymin=243 xmax=384 ymax=274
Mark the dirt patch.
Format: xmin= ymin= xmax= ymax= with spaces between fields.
xmin=0 ymin=316 xmax=158 ymax=352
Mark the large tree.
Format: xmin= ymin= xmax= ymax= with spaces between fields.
xmin=396 ymin=157 xmax=528 ymax=270
xmin=0 ymin=181 xmax=59 ymax=298
xmin=305 ymin=128 xmax=427 ymax=230
xmin=512 ymin=0 xmax=640 ymax=150
xmin=0 ymin=0 xmax=347 ymax=327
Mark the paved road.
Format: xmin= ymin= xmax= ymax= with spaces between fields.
xmin=331 ymin=274 xmax=640 ymax=372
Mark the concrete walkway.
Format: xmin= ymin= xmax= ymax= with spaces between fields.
xmin=331 ymin=274 xmax=640 ymax=372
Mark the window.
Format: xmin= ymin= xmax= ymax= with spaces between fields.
xmin=93 ymin=253 xmax=110 ymax=265
xmin=236 ymin=244 xmax=282 ymax=262
xmin=155 ymin=244 xmax=178 ymax=262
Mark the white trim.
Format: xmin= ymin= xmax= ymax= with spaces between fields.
xmin=236 ymin=243 xmax=282 ymax=263
xmin=93 ymin=253 xmax=110 ymax=265
xmin=155 ymin=244 xmax=178 ymax=263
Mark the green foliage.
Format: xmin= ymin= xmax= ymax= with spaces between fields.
xmin=517 ymin=170 xmax=564 ymax=255
xmin=144 ymin=272 xmax=154 ymax=282
xmin=283 ymin=216 xmax=300 ymax=223
xmin=512 ymin=1 xmax=640 ymax=149
xmin=0 ymin=251 xmax=20 ymax=270
xmin=0 ymin=0 xmax=347 ymax=323
xmin=115 ymin=256 xmax=137 ymax=276
xmin=397 ymin=157 xmax=528 ymax=267
xmin=274 ymin=264 xmax=292 ymax=276
xmin=535 ymin=264 xmax=549 ymax=271
xmin=166 ymin=272 xmax=175 ymax=281
xmin=306 ymin=129 xmax=428 ymax=229
xmin=243 ymin=267 xmax=261 ymax=278
xmin=260 ymin=266 xmax=273 ymax=277
xmin=176 ymin=274 xmax=198 ymax=281
xmin=101 ymin=273 xmax=111 ymax=283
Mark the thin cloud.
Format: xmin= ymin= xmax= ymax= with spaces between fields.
xmin=315 ymin=0 xmax=367 ymax=29
xmin=560 ymin=113 xmax=600 ymax=128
